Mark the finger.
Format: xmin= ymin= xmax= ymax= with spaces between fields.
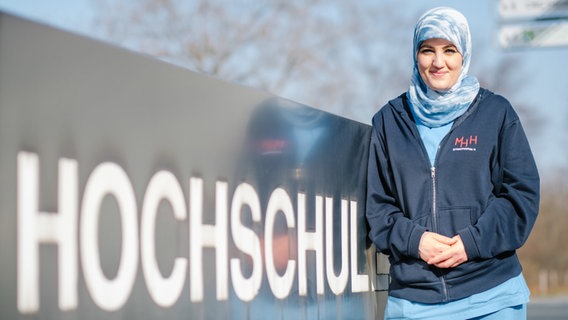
xmin=432 ymin=254 xmax=460 ymax=268
xmin=433 ymin=260 xmax=453 ymax=269
xmin=427 ymin=250 xmax=452 ymax=266
xmin=429 ymin=245 xmax=463 ymax=266
xmin=432 ymin=251 xmax=467 ymax=268
xmin=431 ymin=234 xmax=457 ymax=245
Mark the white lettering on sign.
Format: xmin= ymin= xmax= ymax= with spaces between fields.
xmin=350 ymin=200 xmax=370 ymax=292
xmin=17 ymin=153 xmax=78 ymax=312
xmin=141 ymin=170 xmax=188 ymax=307
xmin=16 ymin=151 xmax=371 ymax=314
xmin=230 ymin=182 xmax=263 ymax=301
xmin=326 ymin=198 xmax=349 ymax=295
xmin=189 ymin=178 xmax=229 ymax=302
xmin=80 ymin=162 xmax=139 ymax=311
xmin=297 ymin=194 xmax=324 ymax=296
xmin=264 ymin=188 xmax=296 ymax=299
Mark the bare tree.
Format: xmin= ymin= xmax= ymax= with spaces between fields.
xmin=90 ymin=0 xmax=541 ymax=130
xmin=90 ymin=0 xmax=415 ymax=122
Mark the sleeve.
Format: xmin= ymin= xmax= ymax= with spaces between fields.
xmin=458 ymin=113 xmax=540 ymax=260
xmin=365 ymin=117 xmax=426 ymax=261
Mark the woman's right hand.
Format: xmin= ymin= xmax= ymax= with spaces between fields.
xmin=418 ymin=231 xmax=456 ymax=264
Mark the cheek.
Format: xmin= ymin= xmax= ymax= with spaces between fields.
xmin=416 ymin=58 xmax=429 ymax=77
xmin=450 ymin=56 xmax=463 ymax=72
xmin=452 ymin=65 xmax=463 ymax=83
xmin=416 ymin=55 xmax=429 ymax=70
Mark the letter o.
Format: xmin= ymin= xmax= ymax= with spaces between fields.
xmin=80 ymin=162 xmax=138 ymax=311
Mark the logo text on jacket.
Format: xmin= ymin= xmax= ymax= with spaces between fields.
xmin=453 ymin=135 xmax=478 ymax=152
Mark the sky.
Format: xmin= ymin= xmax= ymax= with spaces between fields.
xmin=1 ymin=0 xmax=567 ymax=178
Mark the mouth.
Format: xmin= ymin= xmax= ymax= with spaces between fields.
xmin=430 ymin=70 xmax=447 ymax=78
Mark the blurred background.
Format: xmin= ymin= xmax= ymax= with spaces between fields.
xmin=1 ymin=0 xmax=567 ymax=301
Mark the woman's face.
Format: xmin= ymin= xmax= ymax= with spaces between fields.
xmin=417 ymin=38 xmax=463 ymax=91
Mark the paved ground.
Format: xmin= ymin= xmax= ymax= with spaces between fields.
xmin=527 ymin=296 xmax=568 ymax=320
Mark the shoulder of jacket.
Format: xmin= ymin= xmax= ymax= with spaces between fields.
xmin=479 ymin=88 xmax=512 ymax=107
xmin=478 ymin=88 xmax=518 ymax=114
xmin=373 ymin=93 xmax=406 ymax=119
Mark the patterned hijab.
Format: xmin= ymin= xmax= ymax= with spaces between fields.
xmin=407 ymin=7 xmax=480 ymax=128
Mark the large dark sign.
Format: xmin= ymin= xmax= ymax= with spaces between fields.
xmin=0 ymin=13 xmax=387 ymax=319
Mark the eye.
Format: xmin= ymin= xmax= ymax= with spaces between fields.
xmin=419 ymin=47 xmax=434 ymax=54
xmin=444 ymin=47 xmax=458 ymax=54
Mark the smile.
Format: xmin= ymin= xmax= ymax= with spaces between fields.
xmin=430 ymin=71 xmax=447 ymax=77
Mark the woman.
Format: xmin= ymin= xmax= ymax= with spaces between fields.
xmin=365 ymin=7 xmax=539 ymax=320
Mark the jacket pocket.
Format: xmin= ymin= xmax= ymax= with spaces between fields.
xmin=437 ymin=207 xmax=473 ymax=237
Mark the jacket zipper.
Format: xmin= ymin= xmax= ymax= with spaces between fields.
xmin=431 ymin=167 xmax=437 ymax=231
xmin=431 ymin=166 xmax=449 ymax=301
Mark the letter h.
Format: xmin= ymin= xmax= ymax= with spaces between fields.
xmin=17 ymin=152 xmax=78 ymax=313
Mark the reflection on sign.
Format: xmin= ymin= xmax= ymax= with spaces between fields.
xmin=499 ymin=20 xmax=568 ymax=48
xmin=499 ymin=0 xmax=568 ymax=20
xmin=16 ymin=151 xmax=373 ymax=313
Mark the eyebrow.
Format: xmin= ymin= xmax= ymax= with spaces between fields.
xmin=419 ymin=43 xmax=458 ymax=50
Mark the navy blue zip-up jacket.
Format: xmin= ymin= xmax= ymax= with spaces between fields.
xmin=366 ymin=88 xmax=540 ymax=303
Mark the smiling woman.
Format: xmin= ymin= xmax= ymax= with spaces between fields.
xmin=366 ymin=6 xmax=540 ymax=320
xmin=406 ymin=6 xmax=480 ymax=129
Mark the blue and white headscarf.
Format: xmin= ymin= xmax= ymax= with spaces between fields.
xmin=407 ymin=7 xmax=480 ymax=128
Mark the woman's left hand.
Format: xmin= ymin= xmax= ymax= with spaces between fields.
xmin=427 ymin=235 xmax=468 ymax=268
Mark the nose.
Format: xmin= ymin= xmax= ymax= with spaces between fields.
xmin=432 ymin=54 xmax=444 ymax=68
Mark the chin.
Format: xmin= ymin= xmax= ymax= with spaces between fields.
xmin=427 ymin=81 xmax=453 ymax=92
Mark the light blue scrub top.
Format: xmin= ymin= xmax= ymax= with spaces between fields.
xmin=385 ymin=273 xmax=530 ymax=319
xmin=415 ymin=121 xmax=452 ymax=166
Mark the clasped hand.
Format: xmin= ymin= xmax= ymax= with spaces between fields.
xmin=418 ymin=232 xmax=468 ymax=269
